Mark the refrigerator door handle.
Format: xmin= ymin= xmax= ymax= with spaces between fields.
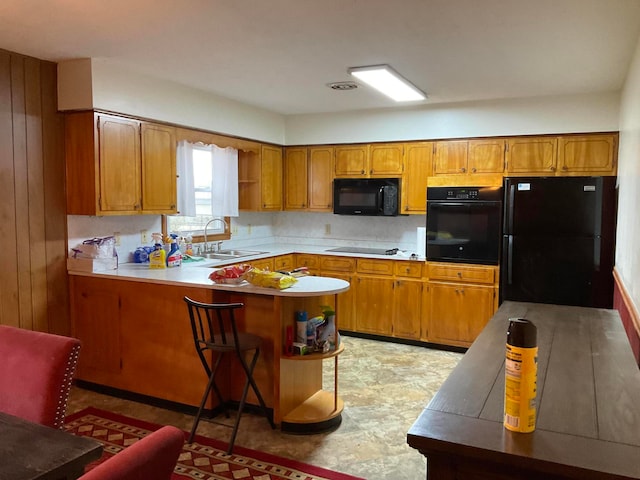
xmin=506 ymin=183 xmax=516 ymax=234
xmin=594 ymin=236 xmax=601 ymax=271
xmin=505 ymin=235 xmax=513 ymax=285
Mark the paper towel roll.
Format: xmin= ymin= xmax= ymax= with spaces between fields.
xmin=416 ymin=227 xmax=426 ymax=258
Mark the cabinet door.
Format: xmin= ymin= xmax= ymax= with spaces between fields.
xmin=284 ymin=147 xmax=308 ymax=210
xmin=335 ymin=145 xmax=369 ymax=176
xmin=403 ymin=142 xmax=433 ymax=214
xmin=98 ymin=114 xmax=141 ymax=213
xmin=393 ymin=279 xmax=422 ymax=340
xmin=308 ymin=147 xmax=334 ymax=211
xmin=260 ymin=145 xmax=283 ymax=210
xmin=141 ymin=123 xmax=177 ymax=214
xmin=355 ymin=276 xmax=394 ymax=335
xmin=468 ymin=139 xmax=505 ymax=174
xmin=557 ymin=134 xmax=617 ymax=175
xmin=295 ymin=254 xmax=320 ymax=274
xmin=369 ymin=143 xmax=404 ymax=176
xmin=429 ymin=282 xmax=495 ymax=347
xmin=69 ymin=276 xmax=122 ymax=380
xmin=433 ymin=140 xmax=468 ymax=175
xmin=506 ymin=136 xmax=558 ymax=175
xmin=321 ymin=271 xmax=356 ymax=331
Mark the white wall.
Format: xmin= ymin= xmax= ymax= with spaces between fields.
xmin=284 ymin=92 xmax=621 ymax=145
xmin=58 ymin=59 xmax=286 ymax=145
xmin=616 ymin=35 xmax=640 ymax=314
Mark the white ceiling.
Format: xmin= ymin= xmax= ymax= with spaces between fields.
xmin=2 ymin=0 xmax=640 ymax=115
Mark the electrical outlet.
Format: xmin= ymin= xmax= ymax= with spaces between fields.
xmin=114 ymin=232 xmax=121 ymax=246
xmin=247 ymin=224 xmax=252 ymax=235
xmin=141 ymin=229 xmax=148 ymax=244
xmin=231 ymin=225 xmax=238 ymax=235
xmin=325 ymin=223 xmax=331 ymax=235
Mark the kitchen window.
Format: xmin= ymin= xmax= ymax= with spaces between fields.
xmin=164 ymin=141 xmax=238 ymax=242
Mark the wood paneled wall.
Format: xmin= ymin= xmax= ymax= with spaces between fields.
xmin=0 ymin=49 xmax=68 ymax=335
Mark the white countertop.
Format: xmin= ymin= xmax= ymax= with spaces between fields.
xmin=67 ymin=242 xmax=425 ymax=296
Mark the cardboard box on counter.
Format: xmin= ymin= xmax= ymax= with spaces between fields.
xmin=67 ymin=257 xmax=118 ymax=273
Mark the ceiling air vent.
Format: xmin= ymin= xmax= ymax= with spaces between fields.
xmin=327 ymin=81 xmax=358 ymax=91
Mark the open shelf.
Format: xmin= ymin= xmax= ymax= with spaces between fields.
xmin=281 ymin=342 xmax=344 ymax=361
xmin=281 ymin=390 xmax=343 ymax=433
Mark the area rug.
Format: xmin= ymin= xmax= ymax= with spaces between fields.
xmin=65 ymin=407 xmax=363 ymax=480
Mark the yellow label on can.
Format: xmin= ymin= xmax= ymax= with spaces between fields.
xmin=504 ymin=343 xmax=538 ymax=432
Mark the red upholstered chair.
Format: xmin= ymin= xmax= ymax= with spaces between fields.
xmin=0 ymin=325 xmax=81 ymax=429
xmin=79 ymin=425 xmax=185 ymax=480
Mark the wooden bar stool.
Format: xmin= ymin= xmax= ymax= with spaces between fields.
xmin=183 ymin=297 xmax=275 ymax=454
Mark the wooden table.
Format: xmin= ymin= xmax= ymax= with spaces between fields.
xmin=407 ymin=301 xmax=640 ymax=480
xmin=0 ymin=411 xmax=102 ymax=480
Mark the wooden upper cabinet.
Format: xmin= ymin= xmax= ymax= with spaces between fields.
xmin=284 ymin=147 xmax=308 ymax=210
xmin=335 ymin=145 xmax=369 ymax=176
xmin=369 ymin=143 xmax=404 ymax=176
xmin=308 ymin=147 xmax=334 ymax=211
xmin=141 ymin=123 xmax=177 ymax=214
xmin=260 ymin=145 xmax=283 ymax=211
xmin=65 ymin=112 xmax=178 ymax=215
xmin=506 ymin=136 xmax=558 ymax=175
xmin=557 ymin=134 xmax=617 ymax=175
xmin=433 ymin=140 xmax=468 ymax=175
xmin=403 ymin=142 xmax=433 ymax=214
xmin=98 ymin=115 xmax=142 ymax=213
xmin=468 ymin=139 xmax=505 ymax=174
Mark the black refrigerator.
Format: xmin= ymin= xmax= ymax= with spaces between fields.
xmin=501 ymin=176 xmax=617 ymax=308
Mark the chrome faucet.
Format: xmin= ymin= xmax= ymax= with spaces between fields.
xmin=203 ymin=217 xmax=229 ymax=253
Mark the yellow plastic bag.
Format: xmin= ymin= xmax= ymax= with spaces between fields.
xmin=245 ymin=268 xmax=297 ymax=289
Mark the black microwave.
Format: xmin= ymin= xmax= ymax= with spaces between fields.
xmin=333 ymin=178 xmax=400 ymax=216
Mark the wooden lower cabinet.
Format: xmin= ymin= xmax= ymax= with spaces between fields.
xmin=426 ymin=262 xmax=499 ymax=348
xmin=393 ymin=278 xmax=422 ymax=339
xmin=69 ymin=275 xmax=213 ymax=407
xmin=427 ymin=282 xmax=496 ymax=347
xmin=354 ymin=275 xmax=394 ymax=335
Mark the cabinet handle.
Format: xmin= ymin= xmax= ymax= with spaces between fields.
xmin=471 ymin=167 xmax=477 ymax=173
xmin=361 ymin=170 xmax=365 ymax=174
xmin=562 ymin=165 xmax=568 ymax=171
xmin=550 ymin=166 xmax=556 ymax=171
xmin=457 ymin=272 xmax=462 ymax=278
xmin=461 ymin=167 xmax=466 ymax=173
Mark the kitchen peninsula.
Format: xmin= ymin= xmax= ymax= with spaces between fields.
xmin=68 ymin=260 xmax=349 ymax=432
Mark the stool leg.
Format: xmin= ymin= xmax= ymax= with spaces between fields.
xmin=189 ymin=368 xmax=217 ymax=443
xmin=243 ymin=348 xmax=276 ymax=429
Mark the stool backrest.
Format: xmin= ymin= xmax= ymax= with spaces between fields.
xmin=183 ymin=297 xmax=244 ymax=372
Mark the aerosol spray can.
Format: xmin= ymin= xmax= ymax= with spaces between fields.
xmin=504 ymin=318 xmax=538 ymax=433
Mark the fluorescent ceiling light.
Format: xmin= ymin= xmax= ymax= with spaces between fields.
xmin=348 ymin=64 xmax=426 ymax=102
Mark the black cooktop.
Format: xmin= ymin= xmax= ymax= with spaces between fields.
xmin=325 ymin=247 xmax=399 ymax=255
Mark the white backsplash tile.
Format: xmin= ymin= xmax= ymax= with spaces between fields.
xmin=67 ymin=211 xmax=427 ymax=260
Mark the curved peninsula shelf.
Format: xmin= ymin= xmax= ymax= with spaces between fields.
xmin=280 ymin=343 xmax=344 ymax=433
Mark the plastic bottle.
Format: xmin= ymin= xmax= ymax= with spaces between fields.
xmin=149 ymin=233 xmax=166 ymax=269
xmin=185 ymin=234 xmax=193 ymax=256
xmin=504 ymin=318 xmax=538 ymax=433
xmin=166 ymin=233 xmax=182 ymax=267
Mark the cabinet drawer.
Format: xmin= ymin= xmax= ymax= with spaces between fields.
xmin=394 ymin=261 xmax=423 ymax=278
xmin=427 ymin=263 xmax=495 ymax=284
xmin=295 ymin=254 xmax=319 ymax=269
xmin=273 ymin=254 xmax=294 ymax=271
xmin=357 ymin=258 xmax=394 ymax=275
xmin=319 ymin=256 xmax=356 ymax=272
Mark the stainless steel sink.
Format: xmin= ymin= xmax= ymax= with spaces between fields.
xmin=217 ymin=249 xmax=266 ymax=257
xmin=203 ymin=249 xmax=266 ymax=260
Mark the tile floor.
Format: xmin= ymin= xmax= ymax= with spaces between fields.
xmin=67 ymin=336 xmax=463 ymax=480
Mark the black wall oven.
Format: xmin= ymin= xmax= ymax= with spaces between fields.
xmin=426 ymin=186 xmax=502 ymax=265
